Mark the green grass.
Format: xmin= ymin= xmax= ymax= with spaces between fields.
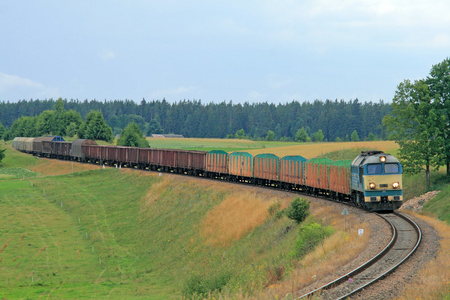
xmin=0 ymin=168 xmax=40 ymax=180
xmin=0 ymin=141 xmax=40 ymax=169
xmin=317 ymin=147 xmax=394 ymax=161
xmin=0 ymin=167 xmax=303 ymax=298
xmin=423 ymin=184 xmax=450 ymax=223
xmin=145 ymin=138 xmax=298 ymax=152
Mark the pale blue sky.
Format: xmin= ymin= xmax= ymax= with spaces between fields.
xmin=1 ymin=0 xmax=449 ymax=104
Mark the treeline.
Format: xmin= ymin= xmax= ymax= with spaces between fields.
xmin=0 ymin=98 xmax=392 ymax=141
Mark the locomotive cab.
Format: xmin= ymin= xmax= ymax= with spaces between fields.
xmin=351 ymin=151 xmax=403 ymax=211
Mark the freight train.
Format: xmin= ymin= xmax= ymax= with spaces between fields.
xmin=12 ymin=136 xmax=403 ymax=211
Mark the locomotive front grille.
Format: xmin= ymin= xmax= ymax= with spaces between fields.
xmin=381 ymin=196 xmax=388 ymax=202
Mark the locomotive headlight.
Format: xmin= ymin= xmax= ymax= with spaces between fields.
xmin=380 ymin=156 xmax=386 ymax=162
xmin=392 ymin=182 xmax=400 ymax=189
xmin=369 ymin=182 xmax=376 ymax=189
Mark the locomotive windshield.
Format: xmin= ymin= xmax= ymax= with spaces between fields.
xmin=385 ymin=163 xmax=400 ymax=174
xmin=367 ymin=164 xmax=382 ymax=174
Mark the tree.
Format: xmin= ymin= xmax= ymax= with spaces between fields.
xmin=36 ymin=110 xmax=53 ymax=136
xmin=79 ymin=111 xmax=113 ymax=142
xmin=383 ymin=79 xmax=445 ymax=188
xmin=0 ymin=146 xmax=5 ymax=163
xmin=66 ymin=122 xmax=78 ymax=137
xmin=147 ymin=119 xmax=163 ymax=135
xmin=367 ymin=132 xmax=376 ymax=141
xmin=286 ymin=197 xmax=310 ymax=224
xmin=312 ymin=130 xmax=324 ymax=142
xmin=427 ymin=57 xmax=450 ymax=177
xmin=265 ymin=130 xmax=275 ymax=141
xmin=295 ymin=127 xmax=309 ymax=142
xmin=4 ymin=116 xmax=38 ymax=140
xmin=351 ymin=130 xmax=360 ymax=141
xmin=0 ymin=122 xmax=5 ymax=139
xmin=117 ymin=122 xmax=149 ymax=148
xmin=235 ymin=129 xmax=246 ymax=139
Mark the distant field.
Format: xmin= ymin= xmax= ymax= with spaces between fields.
xmin=146 ymin=138 xmax=399 ymax=159
xmin=146 ymin=137 xmax=299 ymax=152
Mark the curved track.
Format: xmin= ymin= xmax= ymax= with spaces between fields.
xmin=297 ymin=212 xmax=422 ymax=299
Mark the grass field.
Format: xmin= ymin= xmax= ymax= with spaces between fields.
xmin=145 ymin=137 xmax=299 ymax=152
xmin=0 ymin=139 xmax=448 ymax=299
xmin=145 ymin=137 xmax=398 ymax=159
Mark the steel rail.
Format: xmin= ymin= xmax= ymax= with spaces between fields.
xmin=296 ymin=212 xmax=421 ymax=299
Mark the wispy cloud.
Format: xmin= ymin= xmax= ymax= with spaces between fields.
xmin=99 ymin=49 xmax=116 ymax=60
xmin=0 ymin=72 xmax=59 ymax=100
xmin=0 ymin=73 xmax=44 ymax=91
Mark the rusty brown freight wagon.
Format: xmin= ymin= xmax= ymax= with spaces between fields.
xmin=154 ymin=149 xmax=207 ymax=174
xmin=172 ymin=150 xmax=206 ymax=174
xmin=181 ymin=150 xmax=207 ymax=174
xmin=127 ymin=147 xmax=140 ymax=165
xmin=52 ymin=141 xmax=72 ymax=158
xmin=72 ymin=139 xmax=97 ymax=161
xmin=81 ymin=144 xmax=101 ymax=163
xmin=138 ymin=148 xmax=159 ymax=168
xmin=253 ymin=153 xmax=280 ymax=185
xmin=33 ymin=136 xmax=64 ymax=156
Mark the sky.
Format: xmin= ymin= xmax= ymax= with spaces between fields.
xmin=1 ymin=1 xmax=449 ymax=104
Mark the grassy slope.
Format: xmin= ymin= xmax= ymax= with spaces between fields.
xmin=0 ymin=147 xmax=301 ymax=298
xmin=1 ymin=139 xmax=448 ymax=298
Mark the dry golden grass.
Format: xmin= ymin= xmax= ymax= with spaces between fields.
xmin=30 ymin=159 xmax=100 ymax=176
xmin=396 ymin=213 xmax=450 ymax=300
xmin=247 ymin=141 xmax=399 ymax=159
xmin=200 ymin=192 xmax=279 ymax=247
xmin=142 ymin=176 xmax=173 ymax=207
xmin=249 ymin=209 xmax=371 ymax=300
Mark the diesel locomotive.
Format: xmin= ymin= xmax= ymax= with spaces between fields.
xmin=351 ymin=151 xmax=403 ymax=211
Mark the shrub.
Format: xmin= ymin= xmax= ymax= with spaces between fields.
xmin=286 ymin=197 xmax=310 ymax=223
xmin=264 ymin=265 xmax=286 ymax=287
xmin=183 ymin=272 xmax=231 ymax=298
xmin=291 ymin=221 xmax=334 ymax=258
xmin=268 ymin=201 xmax=283 ymax=218
xmin=0 ymin=147 xmax=5 ymax=163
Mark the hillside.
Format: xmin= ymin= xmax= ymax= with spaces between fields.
xmin=0 ymin=140 xmax=448 ymax=299
xmin=0 ymin=143 xmax=371 ymax=298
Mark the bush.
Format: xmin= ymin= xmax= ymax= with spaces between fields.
xmin=291 ymin=221 xmax=334 ymax=258
xmin=0 ymin=147 xmax=5 ymax=163
xmin=268 ymin=201 xmax=283 ymax=219
xmin=183 ymin=272 xmax=231 ymax=298
xmin=286 ymin=197 xmax=310 ymax=223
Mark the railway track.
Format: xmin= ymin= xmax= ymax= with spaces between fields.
xmin=297 ymin=212 xmax=422 ymax=299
